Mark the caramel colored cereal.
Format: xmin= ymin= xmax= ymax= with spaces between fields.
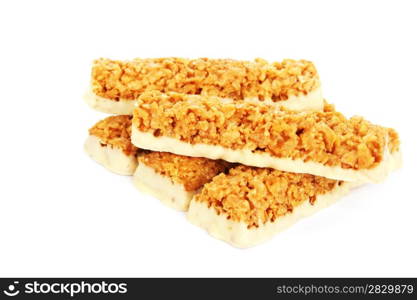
xmin=89 ymin=115 xmax=138 ymax=156
xmin=133 ymin=91 xmax=400 ymax=170
xmin=194 ymin=165 xmax=339 ymax=228
xmin=138 ymin=152 xmax=231 ymax=191
xmin=92 ymin=57 xmax=320 ymax=102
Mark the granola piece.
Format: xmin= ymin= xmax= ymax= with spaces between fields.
xmin=85 ymin=115 xmax=139 ymax=175
xmin=133 ymin=152 xmax=231 ymax=211
xmin=132 ymin=91 xmax=401 ymax=182
xmin=85 ymin=57 xmax=323 ymax=114
xmin=187 ymin=165 xmax=356 ymax=247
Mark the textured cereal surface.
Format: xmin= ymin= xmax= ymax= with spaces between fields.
xmin=133 ymin=91 xmax=400 ymax=170
xmin=92 ymin=57 xmax=319 ymax=102
xmin=194 ymin=165 xmax=340 ymax=228
xmin=139 ymin=152 xmax=231 ymax=191
xmin=89 ymin=115 xmax=138 ymax=156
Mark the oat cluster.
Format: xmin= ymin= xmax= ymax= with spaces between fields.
xmin=91 ymin=57 xmax=319 ymax=102
xmin=195 ymin=165 xmax=340 ymax=228
xmin=139 ymin=152 xmax=231 ymax=191
xmin=133 ymin=91 xmax=400 ymax=170
xmin=89 ymin=115 xmax=138 ymax=156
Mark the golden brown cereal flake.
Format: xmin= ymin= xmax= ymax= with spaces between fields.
xmin=133 ymin=91 xmax=400 ymax=170
xmin=91 ymin=57 xmax=320 ymax=102
xmin=194 ymin=165 xmax=339 ymax=228
xmin=323 ymin=99 xmax=336 ymax=112
xmin=89 ymin=115 xmax=138 ymax=156
xmin=138 ymin=152 xmax=231 ymax=191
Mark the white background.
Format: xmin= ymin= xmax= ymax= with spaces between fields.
xmin=0 ymin=0 xmax=416 ymax=277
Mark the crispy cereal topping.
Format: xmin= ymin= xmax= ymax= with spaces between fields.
xmin=133 ymin=92 xmax=400 ymax=170
xmin=194 ymin=165 xmax=339 ymax=228
xmin=139 ymin=152 xmax=231 ymax=191
xmin=89 ymin=115 xmax=138 ymax=156
xmin=92 ymin=57 xmax=320 ymax=102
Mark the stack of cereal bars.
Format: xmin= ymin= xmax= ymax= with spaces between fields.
xmin=84 ymin=57 xmax=401 ymax=248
